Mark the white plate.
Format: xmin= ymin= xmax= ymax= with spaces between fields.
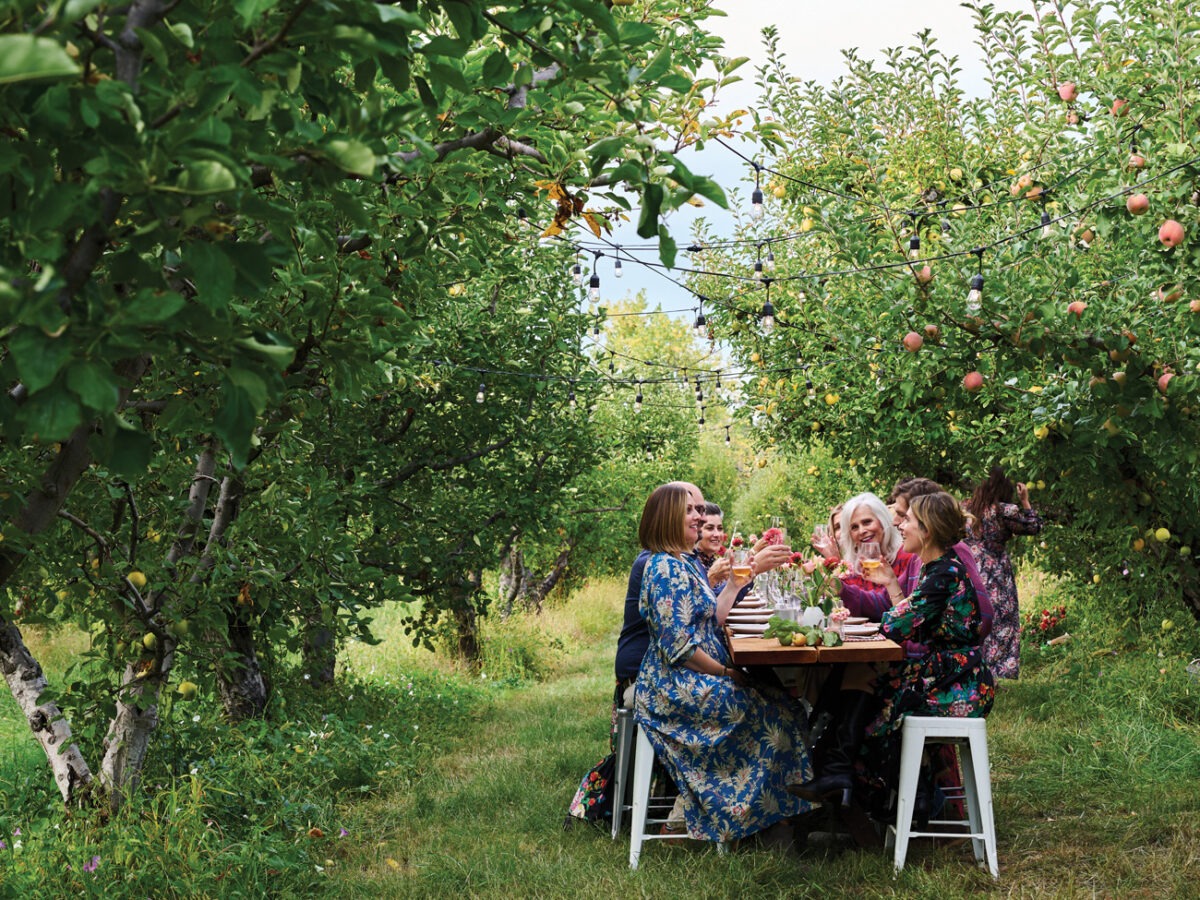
xmin=728 ymin=622 xmax=769 ymax=634
xmin=843 ymin=623 xmax=880 ymax=637
xmin=844 ymin=616 xmax=868 ymax=625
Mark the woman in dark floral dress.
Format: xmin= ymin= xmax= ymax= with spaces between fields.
xmin=859 ymin=492 xmax=995 ymax=811
xmin=965 ymin=467 xmax=1044 ymax=680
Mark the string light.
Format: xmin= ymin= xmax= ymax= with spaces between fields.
xmin=725 ymin=424 xmax=732 ymax=445
xmin=635 ymin=379 xmax=643 ymax=414
xmin=967 ymin=248 xmax=985 ymax=314
xmin=759 ymin=277 xmax=775 ymax=335
xmin=766 ymin=248 xmax=776 ymax=271
xmin=694 ymin=302 xmax=707 ymax=338
xmin=614 ymin=244 xmax=624 ymax=278
xmin=571 ymin=254 xmax=582 ymax=285
xmin=698 ymin=405 xmax=706 ymax=429
xmin=751 ymin=163 xmax=764 ymax=220
xmin=475 ymin=382 xmax=486 ymax=404
xmin=588 ymin=251 xmax=601 ymax=302
xmin=908 ymin=232 xmax=921 ymax=260
xmin=569 ymin=383 xmax=577 ymax=409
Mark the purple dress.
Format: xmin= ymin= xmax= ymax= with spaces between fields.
xmin=966 ymin=503 xmax=1043 ymax=679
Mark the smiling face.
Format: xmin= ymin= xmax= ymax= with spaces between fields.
xmin=892 ymin=495 xmax=909 ymax=529
xmin=697 ymin=514 xmax=725 ymax=555
xmin=898 ymin=509 xmax=925 ymax=555
xmin=683 ymin=485 xmax=705 ymax=548
xmin=847 ymin=505 xmax=883 ymax=548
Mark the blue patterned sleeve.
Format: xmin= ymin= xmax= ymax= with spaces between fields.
xmin=639 ymin=553 xmax=701 ymax=667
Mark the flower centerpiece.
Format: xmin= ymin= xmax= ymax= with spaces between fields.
xmin=801 ymin=555 xmax=849 ymax=617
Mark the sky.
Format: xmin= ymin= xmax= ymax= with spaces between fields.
xmin=599 ymin=0 xmax=1027 ymax=316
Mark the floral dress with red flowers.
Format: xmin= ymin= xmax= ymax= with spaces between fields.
xmin=966 ymin=502 xmax=1043 ymax=679
xmin=862 ymin=550 xmax=995 ymax=787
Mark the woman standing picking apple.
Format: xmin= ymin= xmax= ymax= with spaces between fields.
xmin=964 ymin=467 xmax=1044 ymax=680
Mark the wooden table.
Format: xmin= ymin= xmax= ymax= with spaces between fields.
xmin=726 ymin=632 xmax=905 ymax=666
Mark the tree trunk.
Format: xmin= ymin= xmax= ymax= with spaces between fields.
xmin=0 ymin=621 xmax=95 ymax=805
xmin=301 ymin=605 xmax=337 ymax=685
xmin=497 ymin=545 xmax=529 ymax=618
xmin=100 ymin=660 xmax=164 ymax=813
xmin=216 ymin=610 xmax=270 ymax=719
xmin=1179 ymin=556 xmax=1200 ymax=626
xmin=524 ymin=541 xmax=577 ymax=613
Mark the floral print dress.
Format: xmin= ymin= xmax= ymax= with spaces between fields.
xmin=863 ymin=550 xmax=995 ymax=786
xmin=634 ymin=553 xmax=812 ymax=842
xmin=967 ymin=502 xmax=1044 ymax=679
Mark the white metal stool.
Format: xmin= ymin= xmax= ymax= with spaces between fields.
xmin=610 ymin=707 xmax=636 ymax=839
xmin=886 ymin=716 xmax=999 ymax=878
xmin=628 ymin=723 xmax=685 ymax=869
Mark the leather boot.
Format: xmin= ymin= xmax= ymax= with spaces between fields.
xmin=788 ymin=690 xmax=877 ymax=803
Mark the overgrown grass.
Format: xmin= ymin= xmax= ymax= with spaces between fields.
xmin=3 ymin=574 xmax=1198 ymax=897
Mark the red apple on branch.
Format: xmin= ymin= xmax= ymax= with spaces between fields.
xmin=1125 ymin=193 xmax=1149 ymax=216
xmin=963 ymin=371 xmax=984 ymax=392
xmin=1057 ymin=82 xmax=1078 ymax=102
xmin=1067 ymin=300 xmax=1088 ymax=316
xmin=1159 ymin=219 xmax=1185 ymax=248
xmin=902 ymin=331 xmax=924 ymax=352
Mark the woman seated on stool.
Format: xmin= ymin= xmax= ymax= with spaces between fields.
xmin=860 ymin=491 xmax=995 ymax=818
xmin=634 ymin=482 xmax=813 ymax=842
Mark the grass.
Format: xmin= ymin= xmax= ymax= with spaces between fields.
xmin=329 ymin=575 xmax=1200 ymax=899
xmin=2 ymin=575 xmax=1199 ymax=897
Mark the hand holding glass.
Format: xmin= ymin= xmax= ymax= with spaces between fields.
xmin=859 ymin=541 xmax=882 ymax=574
xmin=731 ymin=548 xmax=753 ymax=583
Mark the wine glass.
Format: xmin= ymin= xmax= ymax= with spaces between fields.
xmin=731 ymin=548 xmax=753 ymax=583
xmin=770 ymin=515 xmax=788 ymax=544
xmin=859 ymin=541 xmax=882 ymax=575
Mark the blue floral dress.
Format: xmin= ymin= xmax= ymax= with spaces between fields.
xmin=634 ymin=552 xmax=812 ymax=842
xmin=862 ymin=550 xmax=995 ymax=787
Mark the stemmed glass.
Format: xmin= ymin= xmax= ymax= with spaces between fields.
xmin=859 ymin=541 xmax=883 ymax=575
xmin=770 ymin=515 xmax=788 ymax=544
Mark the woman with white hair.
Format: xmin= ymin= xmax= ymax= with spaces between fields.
xmin=836 ymin=492 xmax=921 ymax=621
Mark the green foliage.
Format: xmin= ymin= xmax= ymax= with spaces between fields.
xmin=703 ymin=0 xmax=1200 ymax=629
xmin=0 ymin=670 xmax=483 ymax=895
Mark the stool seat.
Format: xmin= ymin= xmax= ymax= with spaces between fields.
xmin=886 ymin=715 xmax=998 ymax=878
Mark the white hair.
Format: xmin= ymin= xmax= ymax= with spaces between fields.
xmin=839 ymin=492 xmax=903 ymax=567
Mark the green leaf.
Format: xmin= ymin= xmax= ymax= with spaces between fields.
xmin=124 ymin=290 xmax=185 ymax=324
xmin=107 ymin=420 xmax=154 ymax=477
xmin=657 ymin=227 xmax=677 ymax=269
xmin=21 ymin=390 xmax=83 ymax=441
xmin=481 ymin=50 xmax=511 ymax=84
xmin=0 ymin=36 xmax=81 ymax=85
xmin=234 ymin=0 xmax=279 ymax=28
xmin=637 ymin=183 xmax=663 ymax=238
xmin=640 ymin=47 xmax=672 ymax=85
xmin=325 ymin=138 xmax=377 ymax=177
xmin=235 ymin=332 xmax=296 ymax=368
xmin=187 ymin=242 xmax=235 ymax=310
xmin=175 ymin=160 xmax=237 ymax=194
xmin=9 ymin=329 xmax=72 ymax=394
xmin=66 ymin=362 xmax=121 ymax=413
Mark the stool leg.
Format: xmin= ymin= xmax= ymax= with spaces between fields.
xmin=629 ymin=726 xmax=654 ymax=870
xmin=893 ymin=724 xmax=925 ymax=873
xmin=966 ymin=727 xmax=999 ymax=878
xmin=611 ymin=712 xmax=634 ymax=840
xmin=959 ymin=741 xmax=984 ymax=862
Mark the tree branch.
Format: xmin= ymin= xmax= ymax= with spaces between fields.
xmin=375 ymin=435 xmax=517 ymax=489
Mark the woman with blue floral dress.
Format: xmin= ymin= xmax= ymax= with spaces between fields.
xmin=860 ymin=492 xmax=995 ymax=812
xmin=633 ymin=483 xmax=812 ymax=843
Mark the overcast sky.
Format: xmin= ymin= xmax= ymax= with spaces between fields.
xmin=600 ymin=0 xmax=1027 ymax=315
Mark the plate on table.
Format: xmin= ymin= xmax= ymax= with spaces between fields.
xmin=843 ymin=623 xmax=880 ymax=637
xmin=728 ymin=622 xmax=769 ymax=635
xmin=727 ymin=613 xmax=772 ymax=623
xmin=844 ymin=616 xmax=868 ymax=625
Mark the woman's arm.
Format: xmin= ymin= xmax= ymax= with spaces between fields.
xmin=882 ymin=560 xmax=957 ymax=642
xmin=682 ymin=647 xmax=748 ymax=686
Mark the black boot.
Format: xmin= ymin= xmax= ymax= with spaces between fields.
xmin=788 ymin=690 xmax=877 ymax=803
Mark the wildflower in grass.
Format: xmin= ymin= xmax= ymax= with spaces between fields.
xmin=83 ymin=856 xmax=100 ymax=873
xmin=339 ymin=828 xmax=349 ymax=837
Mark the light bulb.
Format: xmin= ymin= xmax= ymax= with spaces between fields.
xmin=614 ymin=258 xmax=623 ymax=278
xmin=1041 ymin=210 xmax=1052 ymax=238
xmin=694 ymin=311 xmax=707 ymax=337
xmin=571 ymin=262 xmax=582 ymax=284
xmin=588 ymin=273 xmax=600 ymax=302
xmin=475 ymin=384 xmax=486 ymax=404
xmin=941 ymin=217 xmax=951 ymax=234
xmin=751 ymin=188 xmax=764 ymax=220
xmin=754 ymin=259 xmax=764 ymax=277
xmin=766 ymin=250 xmax=776 ymax=271
xmin=569 ymin=391 xmax=577 ymax=409
xmin=725 ymin=426 xmax=731 ymax=446
xmin=909 ymin=234 xmax=920 ymax=260
xmin=806 ymin=377 xmax=814 ymax=398
xmin=760 ymin=299 xmax=775 ymax=334
xmin=635 ymin=393 xmax=643 ymax=414
xmin=967 ymin=273 xmax=984 ymax=313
